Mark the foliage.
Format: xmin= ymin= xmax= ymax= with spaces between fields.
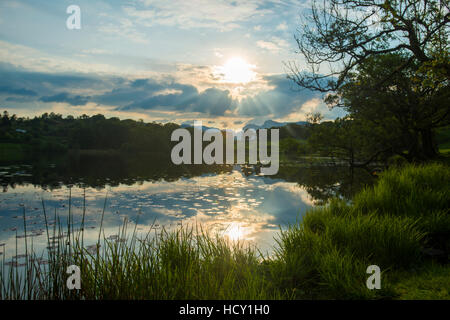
xmin=0 ymin=111 xmax=179 ymax=155
xmin=307 ymin=117 xmax=391 ymax=166
xmin=280 ymin=138 xmax=307 ymax=157
xmin=287 ymin=0 xmax=450 ymax=92
xmin=272 ymin=163 xmax=449 ymax=299
xmin=287 ymin=0 xmax=450 ymax=162
xmin=329 ymin=53 xmax=450 ymax=160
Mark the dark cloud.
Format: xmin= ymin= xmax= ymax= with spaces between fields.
xmin=0 ymin=63 xmax=119 ymax=109
xmin=0 ymin=64 xmax=335 ymax=119
xmin=116 ymin=82 xmax=235 ymax=116
xmin=0 ymin=85 xmax=37 ymax=96
xmin=5 ymin=96 xmax=36 ymax=103
xmin=236 ymin=75 xmax=322 ymax=117
xmin=40 ymin=93 xmax=90 ymax=106
xmin=190 ymin=88 xmax=235 ymax=116
xmin=0 ymin=65 xmax=103 ymax=95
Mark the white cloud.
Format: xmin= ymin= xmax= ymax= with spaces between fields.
xmin=127 ymin=0 xmax=272 ymax=31
xmin=81 ymin=49 xmax=109 ymax=55
xmin=256 ymin=36 xmax=290 ymax=53
xmin=276 ymin=22 xmax=288 ymax=30
xmin=256 ymin=40 xmax=280 ymax=52
xmin=0 ymin=40 xmax=117 ymax=75
xmin=271 ymin=36 xmax=289 ymax=48
xmin=98 ymin=18 xmax=149 ymax=44
xmin=276 ymin=98 xmax=347 ymax=123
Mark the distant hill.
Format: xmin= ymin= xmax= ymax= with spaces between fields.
xmin=180 ymin=122 xmax=219 ymax=131
xmin=180 ymin=119 xmax=309 ymax=132
xmin=243 ymin=120 xmax=308 ymax=131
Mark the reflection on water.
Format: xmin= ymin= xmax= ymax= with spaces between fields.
xmin=0 ymin=154 xmax=375 ymax=261
xmin=274 ymin=164 xmax=375 ymax=205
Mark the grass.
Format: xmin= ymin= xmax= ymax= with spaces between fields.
xmin=0 ymin=163 xmax=448 ymax=300
xmin=389 ymin=262 xmax=450 ymax=299
xmin=0 ymin=212 xmax=280 ymax=299
xmin=272 ymin=162 xmax=449 ymax=299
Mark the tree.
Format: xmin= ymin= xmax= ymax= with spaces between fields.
xmin=308 ymin=117 xmax=392 ymax=166
xmin=280 ymin=137 xmax=306 ymax=157
xmin=1 ymin=110 xmax=11 ymax=127
xmin=330 ymin=53 xmax=450 ymax=160
xmin=306 ymin=111 xmax=324 ymax=124
xmin=287 ymin=0 xmax=449 ymax=92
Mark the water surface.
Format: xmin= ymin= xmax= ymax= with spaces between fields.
xmin=0 ymin=154 xmax=374 ymax=263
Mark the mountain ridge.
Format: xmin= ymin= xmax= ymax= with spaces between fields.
xmin=243 ymin=120 xmax=308 ymax=131
xmin=180 ymin=119 xmax=309 ymax=131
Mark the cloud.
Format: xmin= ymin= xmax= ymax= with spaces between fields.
xmin=277 ymin=98 xmax=347 ymax=122
xmin=98 ymin=18 xmax=149 ymax=44
xmin=0 ymin=63 xmax=341 ymax=122
xmin=40 ymin=93 xmax=90 ymax=106
xmin=81 ymin=49 xmax=109 ymax=55
xmin=117 ymin=81 xmax=236 ymax=116
xmin=0 ymin=62 xmax=119 ymax=97
xmin=235 ymin=74 xmax=322 ymax=118
xmin=192 ymin=88 xmax=236 ymax=115
xmin=0 ymin=40 xmax=117 ymax=74
xmin=276 ymin=22 xmax=288 ymax=30
xmin=127 ymin=0 xmax=273 ymax=31
xmin=256 ymin=37 xmax=289 ymax=53
xmin=0 ymin=63 xmax=234 ymax=116
xmin=0 ymin=85 xmax=37 ymax=97
xmin=256 ymin=40 xmax=280 ymax=53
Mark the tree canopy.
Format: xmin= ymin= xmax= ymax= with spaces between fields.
xmin=0 ymin=112 xmax=180 ymax=154
xmin=288 ymin=0 xmax=450 ymax=162
xmin=287 ymin=0 xmax=449 ymax=92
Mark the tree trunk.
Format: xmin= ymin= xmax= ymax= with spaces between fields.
xmin=420 ymin=128 xmax=438 ymax=159
xmin=407 ymin=128 xmax=438 ymax=161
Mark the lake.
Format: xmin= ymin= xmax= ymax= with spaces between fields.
xmin=0 ymin=153 xmax=375 ymax=263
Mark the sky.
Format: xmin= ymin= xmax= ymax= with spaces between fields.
xmin=0 ymin=0 xmax=345 ymax=129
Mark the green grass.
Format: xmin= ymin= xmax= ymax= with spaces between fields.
xmin=0 ymin=163 xmax=449 ymax=300
xmin=389 ymin=262 xmax=450 ymax=299
xmin=439 ymin=145 xmax=450 ymax=156
xmin=437 ymin=125 xmax=450 ymax=156
xmin=0 ymin=216 xmax=280 ymax=300
xmin=271 ymin=163 xmax=449 ymax=299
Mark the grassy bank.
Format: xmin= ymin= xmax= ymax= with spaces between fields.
xmin=274 ymin=163 xmax=449 ymax=299
xmin=0 ymin=163 xmax=448 ymax=299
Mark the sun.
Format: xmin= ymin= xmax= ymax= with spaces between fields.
xmin=218 ymin=57 xmax=256 ymax=84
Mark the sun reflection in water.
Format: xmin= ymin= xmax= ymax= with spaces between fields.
xmin=223 ymin=222 xmax=246 ymax=241
xmin=0 ymin=168 xmax=314 ymax=258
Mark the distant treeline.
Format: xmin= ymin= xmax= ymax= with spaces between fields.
xmin=0 ymin=111 xmax=179 ymax=155
xmin=1 ymin=110 xmax=449 ymax=166
xmin=0 ymin=110 xmax=313 ymax=158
